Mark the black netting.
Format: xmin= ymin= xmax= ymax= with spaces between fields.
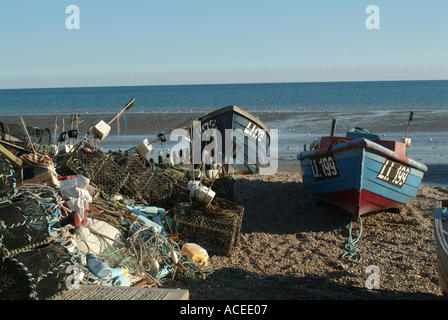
xmin=170 ymin=202 xmax=244 ymax=256
xmin=0 ymin=242 xmax=73 ymax=300
xmin=0 ymin=155 xmax=17 ymax=201
xmin=0 ymin=197 xmax=54 ymax=257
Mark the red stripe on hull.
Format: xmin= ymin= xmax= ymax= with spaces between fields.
xmin=313 ymin=188 xmax=405 ymax=218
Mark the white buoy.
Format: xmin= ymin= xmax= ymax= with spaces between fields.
xmin=136 ymin=138 xmax=153 ymax=157
xmin=190 ymin=185 xmax=215 ymax=207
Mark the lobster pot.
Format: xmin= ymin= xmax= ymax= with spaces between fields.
xmin=0 ymin=197 xmax=55 ymax=257
xmin=91 ymin=156 xmax=130 ymax=196
xmin=64 ymin=142 xmax=105 ymax=179
xmin=139 ymin=168 xmax=189 ymax=207
xmin=170 ymin=202 xmax=244 ymax=256
xmin=120 ymin=153 xmax=156 ymax=200
xmin=0 ymin=155 xmax=17 ymax=202
xmin=0 ymin=242 xmax=73 ymax=300
xmin=64 ymin=142 xmax=130 ymax=196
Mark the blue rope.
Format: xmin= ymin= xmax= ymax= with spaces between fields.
xmin=342 ymin=216 xmax=363 ymax=263
xmin=122 ymin=113 xmax=127 ymax=136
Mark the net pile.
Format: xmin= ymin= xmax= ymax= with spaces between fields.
xmin=63 ymin=142 xmax=130 ymax=196
xmin=0 ymin=139 xmax=245 ymax=297
xmin=0 ymin=122 xmax=52 ymax=155
xmin=120 ymin=152 xmax=156 ymax=200
xmin=0 ymin=242 xmax=73 ymax=300
xmin=0 ymin=155 xmax=17 ymax=202
xmin=0 ymin=196 xmax=60 ymax=257
xmin=59 ymin=141 xmax=190 ymax=207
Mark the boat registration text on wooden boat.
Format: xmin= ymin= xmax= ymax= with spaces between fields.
xmin=310 ymin=155 xmax=339 ymax=181
xmin=376 ymin=159 xmax=411 ymax=188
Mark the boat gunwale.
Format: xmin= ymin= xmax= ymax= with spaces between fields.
xmin=198 ymin=105 xmax=271 ymax=139
xmin=297 ymin=138 xmax=428 ymax=173
xmin=435 ymin=199 xmax=448 ymax=257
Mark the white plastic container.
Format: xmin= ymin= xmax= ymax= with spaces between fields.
xmin=93 ymin=120 xmax=111 ymax=140
xmin=190 ymin=185 xmax=215 ymax=207
xmin=130 ymin=213 xmax=162 ymax=234
xmin=206 ymin=169 xmax=219 ymax=179
xmin=136 ymin=138 xmax=153 ymax=157
xmin=58 ymin=144 xmax=73 ymax=155
xmin=49 ymin=144 xmax=59 ymax=156
xmin=187 ymin=180 xmax=200 ymax=191
xmin=60 ymin=175 xmax=90 ymax=197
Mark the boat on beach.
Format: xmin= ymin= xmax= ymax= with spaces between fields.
xmin=297 ymin=135 xmax=428 ymax=221
xmin=191 ymin=105 xmax=271 ymax=175
xmin=434 ymin=198 xmax=448 ymax=298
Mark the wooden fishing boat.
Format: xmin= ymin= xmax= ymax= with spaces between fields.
xmin=192 ymin=105 xmax=271 ymax=175
xmin=297 ymin=136 xmax=428 ymax=221
xmin=434 ymin=198 xmax=448 ymax=298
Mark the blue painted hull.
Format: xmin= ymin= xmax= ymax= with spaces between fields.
xmin=194 ymin=105 xmax=271 ymax=174
xmin=297 ymin=138 xmax=427 ymax=219
xmin=434 ymin=199 xmax=448 ymax=298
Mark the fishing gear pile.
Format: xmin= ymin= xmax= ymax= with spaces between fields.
xmin=0 ymin=122 xmax=52 ymax=155
xmin=0 ymin=98 xmax=247 ymax=299
xmin=0 ymin=138 xmax=244 ymax=300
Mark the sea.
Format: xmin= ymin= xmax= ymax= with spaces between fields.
xmin=1 ymin=80 xmax=447 ymax=184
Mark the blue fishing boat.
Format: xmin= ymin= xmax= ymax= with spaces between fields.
xmin=434 ymin=198 xmax=448 ymax=298
xmin=192 ymin=105 xmax=271 ymax=175
xmin=297 ymin=136 xmax=428 ymax=221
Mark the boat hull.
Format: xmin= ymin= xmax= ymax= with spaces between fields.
xmin=434 ymin=199 xmax=448 ymax=298
xmin=193 ymin=105 xmax=271 ymax=175
xmin=297 ymin=138 xmax=427 ymax=219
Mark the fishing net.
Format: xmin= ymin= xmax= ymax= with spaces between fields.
xmin=63 ymin=141 xmax=130 ymax=196
xmin=0 ymin=155 xmax=17 ymax=202
xmin=0 ymin=242 xmax=74 ymax=300
xmin=92 ymin=155 xmax=130 ymax=196
xmin=170 ymin=201 xmax=244 ymax=256
xmin=0 ymin=122 xmax=52 ymax=154
xmin=140 ymin=167 xmax=189 ymax=207
xmin=0 ymin=192 xmax=62 ymax=258
xmin=0 ymin=123 xmax=27 ymax=146
xmin=63 ymin=141 xmax=106 ymax=180
xmin=119 ymin=152 xmax=156 ymax=201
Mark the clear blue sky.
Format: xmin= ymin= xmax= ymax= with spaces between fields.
xmin=0 ymin=0 xmax=447 ymax=89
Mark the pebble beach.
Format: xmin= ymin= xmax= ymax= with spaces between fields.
xmin=169 ymin=160 xmax=447 ymax=300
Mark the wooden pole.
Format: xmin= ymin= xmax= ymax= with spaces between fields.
xmin=70 ymin=113 xmax=74 ymax=145
xmin=54 ymin=111 xmax=58 ymax=144
xmin=107 ymin=98 xmax=135 ymax=126
xmin=19 ymin=117 xmax=37 ymax=154
xmin=405 ymin=111 xmax=413 ymax=139
xmin=76 ymin=113 xmax=79 ymax=143
xmin=330 ymin=119 xmax=337 ymax=136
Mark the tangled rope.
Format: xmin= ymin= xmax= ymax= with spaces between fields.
xmin=341 ymin=216 xmax=363 ymax=263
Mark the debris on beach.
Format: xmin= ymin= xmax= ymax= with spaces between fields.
xmin=0 ymin=117 xmax=244 ymax=300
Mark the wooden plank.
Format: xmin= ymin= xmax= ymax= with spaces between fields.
xmin=0 ymin=143 xmax=22 ymax=169
xmin=21 ymin=168 xmax=52 ymax=185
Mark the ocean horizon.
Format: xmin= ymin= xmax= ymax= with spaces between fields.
xmin=1 ymin=80 xmax=447 ymax=172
